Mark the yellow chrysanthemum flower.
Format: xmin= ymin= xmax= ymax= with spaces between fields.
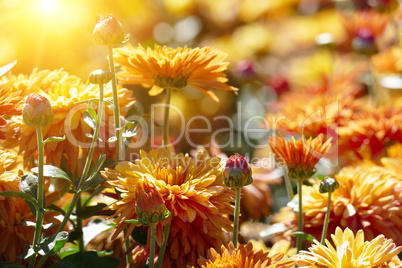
xmin=113 ymin=43 xmax=238 ymax=102
xmin=196 ymin=242 xmax=296 ymax=268
xmin=101 ymin=148 xmax=234 ymax=267
xmin=301 ymin=166 xmax=402 ymax=245
xmin=296 ymin=227 xmax=402 ymax=268
xmin=1 ymin=69 xmax=135 ymax=172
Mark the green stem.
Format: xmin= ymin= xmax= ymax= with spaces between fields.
xmin=156 ymin=215 xmax=172 ymax=268
xmin=321 ymin=192 xmax=332 ymax=244
xmin=149 ymin=224 xmax=157 ymax=268
xmin=233 ymin=188 xmax=241 ymax=247
xmin=124 ymin=227 xmax=132 ymax=267
xmin=39 ymin=84 xmax=106 ymax=267
xmin=284 ymin=172 xmax=294 ymax=201
xmin=35 ymin=83 xmax=107 ymax=266
xmin=76 ymin=196 xmax=85 ymax=252
xmin=29 ymin=127 xmax=45 ymax=268
xmin=108 ymin=45 xmax=122 ymax=161
xmin=163 ymin=88 xmax=172 ymax=147
xmin=296 ymin=180 xmax=303 ymax=253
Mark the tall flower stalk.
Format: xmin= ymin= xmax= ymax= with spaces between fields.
xmin=93 ymin=13 xmax=128 ymax=161
xmin=22 ymin=93 xmax=54 ymax=268
xmin=223 ymin=154 xmax=253 ymax=246
xmin=269 ymin=134 xmax=332 ymax=253
xmin=29 ymin=126 xmax=45 ymax=268
xmin=55 ymin=70 xmax=110 ymax=245
xmin=163 ymin=88 xmax=172 ymax=147
xmin=107 ymin=45 xmax=123 ymax=160
xmin=319 ymin=177 xmax=339 ymax=244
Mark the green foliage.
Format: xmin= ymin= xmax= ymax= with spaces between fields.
xmin=48 ymin=251 xmax=119 ymax=268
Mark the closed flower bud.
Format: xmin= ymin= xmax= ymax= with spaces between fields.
xmin=89 ymin=69 xmax=112 ymax=84
xmin=22 ymin=93 xmax=53 ymax=127
xmin=352 ymin=28 xmax=377 ymax=55
xmin=319 ymin=177 xmax=339 ymax=194
xmin=223 ymin=155 xmax=253 ymax=188
xmin=135 ymin=178 xmax=169 ymax=225
xmin=93 ymin=13 xmax=125 ymax=46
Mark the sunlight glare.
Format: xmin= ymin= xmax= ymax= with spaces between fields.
xmin=39 ymin=0 xmax=58 ymax=13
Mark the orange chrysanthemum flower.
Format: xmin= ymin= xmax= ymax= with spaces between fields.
xmin=269 ymin=134 xmax=332 ymax=180
xmin=1 ymin=69 xmax=135 ymax=172
xmin=301 ymin=166 xmax=402 ymax=245
xmin=296 ymin=227 xmax=402 ymax=268
xmin=0 ymin=196 xmax=61 ymax=264
xmin=0 ymin=81 xmax=22 ymax=138
xmin=101 ymin=148 xmax=234 ymax=267
xmin=113 ymin=43 xmax=238 ymax=102
xmin=371 ymin=46 xmax=402 ymax=74
xmin=341 ymin=9 xmax=388 ymax=54
xmin=196 ymin=242 xmax=295 ymax=268
xmin=0 ymin=148 xmax=22 ymax=230
xmin=342 ymin=10 xmax=389 ymax=39
xmin=0 ymin=149 xmax=61 ymax=264
xmin=338 ymin=104 xmax=402 ymax=163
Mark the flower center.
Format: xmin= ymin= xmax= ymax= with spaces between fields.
xmin=154 ymin=75 xmax=188 ymax=90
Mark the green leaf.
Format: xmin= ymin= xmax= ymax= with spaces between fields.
xmin=38 ymin=231 xmax=69 ymax=256
xmin=43 ymin=136 xmax=66 ymax=144
xmin=103 ymin=158 xmax=116 ymax=168
xmin=0 ymin=262 xmax=25 ymax=268
xmin=19 ymin=174 xmax=40 ymax=216
xmin=47 ymin=204 xmax=66 ymax=216
xmin=0 ymin=191 xmax=39 ymax=211
xmin=124 ymin=219 xmax=139 ymax=224
xmin=291 ymin=231 xmax=316 ymax=242
xmin=59 ymin=244 xmax=79 ymax=259
xmin=31 ymin=165 xmax=73 ymax=187
xmin=85 ymin=133 xmax=94 ymax=139
xmin=0 ymin=60 xmax=17 ymax=77
xmin=87 ymin=102 xmax=98 ymax=122
xmin=130 ymin=226 xmax=148 ymax=246
xmin=83 ymin=111 xmax=96 ymax=131
xmin=76 ymin=203 xmax=107 ymax=220
xmin=18 ymin=246 xmax=35 ymax=260
xmin=42 ymin=222 xmax=58 ymax=230
xmin=21 ymin=221 xmax=36 ymax=227
xmin=107 ymin=136 xmax=117 ymax=143
xmin=83 ymin=174 xmax=105 ymax=191
xmin=48 ymin=251 xmax=119 ymax=268
xmin=96 ymin=251 xmax=113 ymax=257
xmin=19 ymin=174 xmax=38 ymax=199
xmin=122 ymin=129 xmax=137 ymax=138
xmin=85 ymin=154 xmax=106 ymax=184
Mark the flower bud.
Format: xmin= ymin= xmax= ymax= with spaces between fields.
xmin=89 ymin=69 xmax=112 ymax=85
xmin=22 ymin=93 xmax=53 ymax=127
xmin=223 ymin=155 xmax=253 ymax=188
xmin=93 ymin=13 xmax=125 ymax=46
xmin=352 ymin=28 xmax=377 ymax=55
xmin=135 ymin=178 xmax=169 ymax=225
xmin=319 ymin=177 xmax=339 ymax=194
